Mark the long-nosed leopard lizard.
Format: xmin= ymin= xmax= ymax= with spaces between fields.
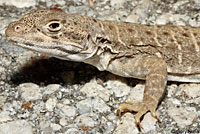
xmin=5 ymin=9 xmax=200 ymax=129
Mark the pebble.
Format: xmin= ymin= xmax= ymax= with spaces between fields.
xmin=64 ymin=128 xmax=81 ymax=134
xmin=76 ymin=97 xmax=110 ymax=114
xmin=167 ymin=104 xmax=197 ymax=128
xmin=179 ymin=84 xmax=200 ymax=98
xmin=75 ymin=113 xmax=98 ymax=128
xmin=0 ymin=111 xmax=12 ymax=122
xmin=0 ymin=120 xmax=33 ymax=134
xmin=43 ymin=84 xmax=61 ymax=95
xmin=50 ymin=123 xmax=61 ymax=131
xmin=0 ymin=0 xmax=36 ymax=8
xmin=113 ymin=113 xmax=139 ymax=134
xmin=126 ymin=83 xmax=144 ymax=102
xmin=19 ymin=83 xmax=42 ymax=101
xmin=45 ymin=97 xmax=57 ymax=111
xmin=106 ymin=75 xmax=130 ymax=97
xmin=80 ymin=79 xmax=111 ymax=101
xmin=57 ymin=103 xmax=76 ymax=117
xmin=110 ymin=0 xmax=127 ymax=8
xmin=141 ymin=112 xmax=157 ymax=133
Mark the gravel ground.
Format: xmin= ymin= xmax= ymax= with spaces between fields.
xmin=0 ymin=0 xmax=200 ymax=134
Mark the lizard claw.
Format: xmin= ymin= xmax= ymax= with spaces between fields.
xmin=117 ymin=101 xmax=160 ymax=130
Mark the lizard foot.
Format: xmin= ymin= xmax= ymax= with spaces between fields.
xmin=117 ymin=101 xmax=160 ymax=129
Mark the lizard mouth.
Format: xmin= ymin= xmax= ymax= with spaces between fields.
xmin=6 ymin=36 xmax=97 ymax=61
xmin=7 ymin=36 xmax=81 ymax=54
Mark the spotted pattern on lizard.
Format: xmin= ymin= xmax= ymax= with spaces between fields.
xmin=5 ymin=9 xmax=200 ymax=129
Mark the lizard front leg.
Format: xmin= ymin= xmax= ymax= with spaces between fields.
xmin=110 ymin=57 xmax=167 ymax=128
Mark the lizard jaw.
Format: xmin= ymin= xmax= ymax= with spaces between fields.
xmin=7 ymin=36 xmax=97 ymax=61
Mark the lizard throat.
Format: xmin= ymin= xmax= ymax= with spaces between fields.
xmin=7 ymin=37 xmax=97 ymax=61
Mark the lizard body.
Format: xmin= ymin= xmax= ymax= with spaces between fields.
xmin=5 ymin=9 xmax=200 ymax=128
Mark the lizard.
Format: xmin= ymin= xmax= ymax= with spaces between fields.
xmin=5 ymin=9 xmax=200 ymax=128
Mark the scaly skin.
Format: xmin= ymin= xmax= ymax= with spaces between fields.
xmin=5 ymin=9 xmax=200 ymax=129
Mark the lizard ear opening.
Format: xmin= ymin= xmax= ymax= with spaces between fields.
xmin=47 ymin=21 xmax=62 ymax=32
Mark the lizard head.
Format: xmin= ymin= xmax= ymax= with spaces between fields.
xmin=5 ymin=9 xmax=98 ymax=61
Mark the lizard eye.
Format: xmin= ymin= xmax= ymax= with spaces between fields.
xmin=14 ymin=25 xmax=21 ymax=32
xmin=47 ymin=21 xmax=62 ymax=32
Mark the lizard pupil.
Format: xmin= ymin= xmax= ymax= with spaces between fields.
xmin=47 ymin=21 xmax=62 ymax=32
xmin=49 ymin=23 xmax=59 ymax=29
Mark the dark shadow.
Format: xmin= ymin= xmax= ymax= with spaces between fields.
xmin=9 ymin=57 xmax=140 ymax=88
xmin=9 ymin=57 xmax=108 ymax=86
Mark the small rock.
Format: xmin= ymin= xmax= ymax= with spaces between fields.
xmin=156 ymin=13 xmax=188 ymax=25
xmin=110 ymin=0 xmax=126 ymax=8
xmin=75 ymin=113 xmax=98 ymax=128
xmin=50 ymin=123 xmax=61 ymax=131
xmin=64 ymin=128 xmax=81 ymax=134
xmin=76 ymin=97 xmax=110 ymax=114
xmin=59 ymin=117 xmax=68 ymax=126
xmin=179 ymin=84 xmax=200 ymax=98
xmin=106 ymin=75 xmax=130 ymax=97
xmin=167 ymin=84 xmax=178 ymax=98
xmin=194 ymin=0 xmax=200 ymax=4
xmin=45 ymin=97 xmax=57 ymax=111
xmin=80 ymin=79 xmax=111 ymax=101
xmin=19 ymin=83 xmax=42 ymax=101
xmin=141 ymin=112 xmax=157 ymax=133
xmin=0 ymin=120 xmax=32 ymax=134
xmin=167 ymin=104 xmax=197 ymax=128
xmin=57 ymin=104 xmax=76 ymax=117
xmin=126 ymin=83 xmax=144 ymax=102
xmin=126 ymin=11 xmax=140 ymax=23
xmin=0 ymin=111 xmax=12 ymax=122
xmin=0 ymin=0 xmax=36 ymax=8
xmin=0 ymin=66 xmax=5 ymax=73
xmin=113 ymin=113 xmax=139 ymax=134
xmin=16 ymin=51 xmax=37 ymax=65
xmin=43 ymin=84 xmax=61 ymax=95
xmin=0 ymin=95 xmax=7 ymax=108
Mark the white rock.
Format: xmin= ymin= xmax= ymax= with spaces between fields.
xmin=57 ymin=104 xmax=76 ymax=117
xmin=156 ymin=13 xmax=188 ymax=25
xmin=0 ymin=95 xmax=7 ymax=108
xmin=62 ymin=99 xmax=71 ymax=105
xmin=126 ymin=83 xmax=144 ymax=102
xmin=141 ymin=112 xmax=157 ymax=133
xmin=167 ymin=84 xmax=178 ymax=97
xmin=43 ymin=84 xmax=61 ymax=95
xmin=0 ymin=66 xmax=5 ymax=73
xmin=50 ymin=123 xmax=61 ymax=131
xmin=0 ymin=120 xmax=32 ymax=134
xmin=179 ymin=84 xmax=200 ymax=98
xmin=126 ymin=11 xmax=140 ymax=23
xmin=54 ymin=0 xmax=65 ymax=5
xmin=16 ymin=51 xmax=37 ymax=65
xmin=106 ymin=75 xmax=130 ymax=97
xmin=186 ymin=97 xmax=200 ymax=104
xmin=76 ymin=97 xmax=110 ymax=114
xmin=167 ymin=104 xmax=197 ymax=128
xmin=19 ymin=83 xmax=42 ymax=101
xmin=0 ymin=0 xmax=36 ymax=8
xmin=113 ymin=113 xmax=139 ymax=134
xmin=0 ymin=111 xmax=12 ymax=122
xmin=110 ymin=0 xmax=126 ymax=8
xmin=64 ymin=128 xmax=81 ymax=134
xmin=80 ymin=79 xmax=111 ymax=101
xmin=75 ymin=113 xmax=97 ymax=128
xmin=45 ymin=97 xmax=57 ymax=111
xmin=60 ymin=117 xmax=68 ymax=126
xmin=194 ymin=0 xmax=200 ymax=4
